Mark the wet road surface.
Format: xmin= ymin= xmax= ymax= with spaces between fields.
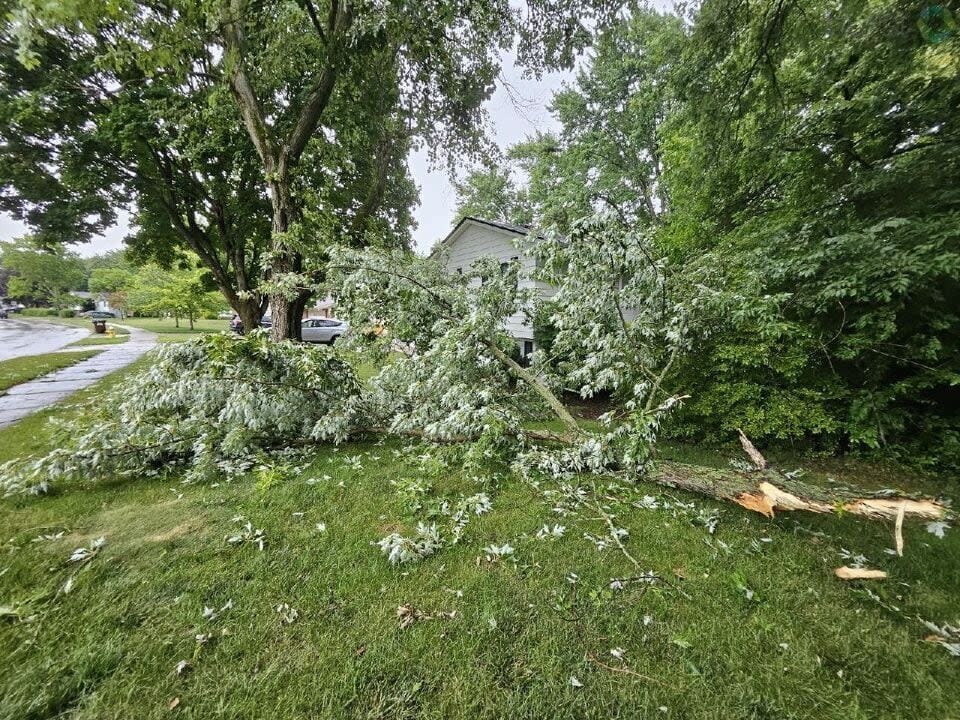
xmin=0 ymin=317 xmax=90 ymax=361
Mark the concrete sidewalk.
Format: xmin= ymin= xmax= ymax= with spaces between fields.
xmin=0 ymin=325 xmax=156 ymax=429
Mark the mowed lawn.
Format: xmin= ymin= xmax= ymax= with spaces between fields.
xmin=69 ymin=335 xmax=129 ymax=346
xmin=26 ymin=315 xmax=228 ymax=336
xmin=118 ymin=317 xmax=228 ymax=334
xmin=0 ymin=364 xmax=958 ymax=719
xmin=0 ymin=350 xmax=101 ymax=394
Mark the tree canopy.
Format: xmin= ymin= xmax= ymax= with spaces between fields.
xmin=3 ymin=0 xmax=614 ymax=339
xmin=2 ymin=0 xmax=957 ymax=472
xmin=0 ymin=240 xmax=86 ymax=306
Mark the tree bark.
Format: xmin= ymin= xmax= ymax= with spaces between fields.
xmin=265 ymin=175 xmax=313 ymax=341
xmin=221 ymin=0 xmax=351 ymax=342
xmin=485 ymin=340 xmax=581 ymax=435
xmin=653 ymin=462 xmax=946 ymax=522
xmin=237 ymin=299 xmax=261 ymax=336
xmin=318 ymin=430 xmax=947 ymax=525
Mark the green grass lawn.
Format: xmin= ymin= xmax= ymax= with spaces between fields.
xmin=69 ymin=334 xmax=129 ymax=346
xmin=119 ymin=317 xmax=227 ymax=334
xmin=0 ymin=350 xmax=101 ymax=394
xmin=1 ymin=363 xmax=958 ymax=719
xmin=25 ymin=315 xmax=226 ymax=335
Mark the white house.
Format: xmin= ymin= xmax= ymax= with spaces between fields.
xmin=434 ymin=216 xmax=555 ymax=357
xmin=69 ymin=291 xmax=120 ymax=315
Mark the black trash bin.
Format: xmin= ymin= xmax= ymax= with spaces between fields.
xmin=92 ymin=320 xmax=107 ymax=334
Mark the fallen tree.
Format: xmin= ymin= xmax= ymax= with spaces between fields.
xmin=1 ymin=212 xmax=950 ymax=529
xmin=655 ymin=463 xmax=946 ymax=522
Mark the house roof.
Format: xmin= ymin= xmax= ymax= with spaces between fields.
xmin=432 ymin=216 xmax=531 ymax=257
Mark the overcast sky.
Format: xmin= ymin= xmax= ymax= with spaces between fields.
xmin=0 ymin=50 xmax=572 ymax=259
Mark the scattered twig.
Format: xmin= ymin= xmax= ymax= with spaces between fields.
xmin=585 ymin=651 xmax=672 ymax=688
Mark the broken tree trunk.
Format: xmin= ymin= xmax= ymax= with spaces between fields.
xmin=653 ymin=462 xmax=947 ymax=522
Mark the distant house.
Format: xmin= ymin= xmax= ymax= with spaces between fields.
xmin=434 ymin=217 xmax=555 ymax=357
xmin=305 ymin=297 xmax=336 ymax=319
xmin=69 ymin=291 xmax=118 ymax=315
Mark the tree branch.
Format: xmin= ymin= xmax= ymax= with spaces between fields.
xmin=221 ymin=0 xmax=277 ymax=170
xmin=282 ymin=2 xmax=353 ymax=168
xmin=298 ymin=0 xmax=327 ymax=42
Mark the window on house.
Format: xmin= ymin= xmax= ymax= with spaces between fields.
xmin=523 ymin=340 xmax=534 ymax=357
xmin=500 ymin=262 xmax=509 ymax=274
xmin=456 ymin=268 xmax=462 ymax=275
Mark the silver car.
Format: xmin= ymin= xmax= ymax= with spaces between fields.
xmin=301 ymin=317 xmax=348 ymax=344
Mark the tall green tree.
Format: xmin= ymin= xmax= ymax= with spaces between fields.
xmin=6 ymin=0 xmax=617 ymax=339
xmin=509 ymin=8 xmax=685 ymax=231
xmin=659 ymin=0 xmax=960 ymax=468
xmin=0 ymin=12 xmax=274 ymax=332
xmin=500 ymin=0 xmax=960 ymax=470
xmin=0 ymin=1 xmax=419 ymax=336
xmin=452 ymin=166 xmax=531 ymax=226
xmin=0 ymin=239 xmax=86 ymax=307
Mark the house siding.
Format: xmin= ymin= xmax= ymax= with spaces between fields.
xmin=440 ymin=221 xmax=551 ymax=343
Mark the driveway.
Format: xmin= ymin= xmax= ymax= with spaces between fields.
xmin=0 ymin=323 xmax=157 ymax=429
xmin=0 ymin=317 xmax=90 ymax=360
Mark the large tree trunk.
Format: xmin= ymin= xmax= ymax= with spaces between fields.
xmin=236 ymin=299 xmax=261 ymax=336
xmin=267 ymin=182 xmax=311 ymax=341
xmin=653 ymin=462 xmax=946 ymax=522
xmin=267 ymin=251 xmax=308 ymax=342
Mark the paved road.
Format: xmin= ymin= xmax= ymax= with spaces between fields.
xmin=0 ymin=317 xmax=90 ymax=360
xmin=0 ymin=323 xmax=157 ymax=429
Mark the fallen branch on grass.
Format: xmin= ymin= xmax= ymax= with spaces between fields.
xmin=585 ymin=651 xmax=672 ymax=688
xmin=655 ymin=462 xmax=947 ymax=522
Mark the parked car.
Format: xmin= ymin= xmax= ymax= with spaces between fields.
xmin=302 ymin=318 xmax=349 ymax=345
xmin=218 ymin=310 xmax=234 ymax=320
xmin=82 ymin=310 xmax=116 ymax=319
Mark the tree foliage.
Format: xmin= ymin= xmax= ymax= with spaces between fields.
xmin=4 ymin=0 xmax=623 ymax=339
xmin=125 ymin=263 xmax=225 ymax=328
xmin=657 ymin=0 xmax=960 ymax=469
xmin=0 ymin=239 xmax=86 ymax=306
xmin=497 ymin=0 xmax=960 ymax=471
xmin=452 ymin=166 xmax=531 ymax=226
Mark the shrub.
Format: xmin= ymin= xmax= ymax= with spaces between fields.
xmin=20 ymin=307 xmax=57 ymax=316
xmin=58 ymin=308 xmax=76 ymax=318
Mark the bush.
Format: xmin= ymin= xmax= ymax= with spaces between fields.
xmin=58 ymin=308 xmax=76 ymax=318
xmin=20 ymin=307 xmax=57 ymax=316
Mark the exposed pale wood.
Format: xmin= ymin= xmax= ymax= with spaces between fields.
xmin=655 ymin=463 xmax=947 ymax=522
xmin=738 ymin=428 xmax=767 ymax=470
xmin=835 ymin=566 xmax=887 ymax=580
